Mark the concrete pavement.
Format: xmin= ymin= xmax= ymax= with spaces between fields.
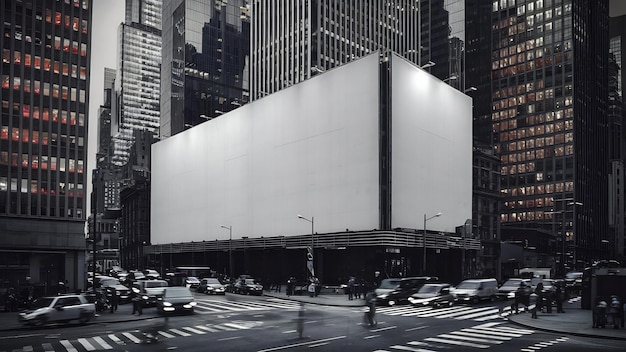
xmin=1 ymin=287 xmax=624 ymax=342
xmin=265 ymin=286 xmax=626 ymax=341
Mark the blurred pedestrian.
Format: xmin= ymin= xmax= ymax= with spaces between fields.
xmin=108 ymin=287 xmax=118 ymax=313
xmin=555 ymin=282 xmax=564 ymax=313
xmin=131 ymin=287 xmax=142 ymax=315
xmin=307 ymin=280 xmax=316 ymax=297
xmin=347 ymin=277 xmax=355 ymax=300
xmin=364 ymin=290 xmax=377 ymax=326
xmin=287 ymin=277 xmax=295 ymax=296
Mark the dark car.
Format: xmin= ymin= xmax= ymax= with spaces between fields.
xmin=96 ymin=276 xmax=131 ymax=303
xmin=233 ymin=278 xmax=263 ymax=295
xmin=198 ymin=278 xmax=226 ymax=295
xmin=376 ymin=276 xmax=439 ymax=306
xmin=408 ymin=283 xmax=454 ymax=308
xmin=496 ymin=278 xmax=530 ymax=300
xmin=157 ymin=287 xmax=196 ymax=315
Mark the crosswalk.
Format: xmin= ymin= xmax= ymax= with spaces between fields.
xmin=193 ymin=297 xmax=301 ymax=314
xmin=1 ymin=320 xmax=261 ymax=352
xmin=375 ymin=304 xmax=517 ymax=322
xmin=375 ymin=322 xmax=535 ymax=351
xmin=0 ymin=298 xmax=299 ymax=352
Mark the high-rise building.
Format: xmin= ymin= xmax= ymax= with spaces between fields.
xmin=160 ymin=0 xmax=250 ymax=139
xmin=112 ymin=0 xmax=162 ymax=166
xmin=492 ymin=0 xmax=610 ymax=273
xmin=1 ymin=0 xmax=92 ymax=291
xmin=250 ymin=0 xmax=426 ymax=100
xmin=609 ymin=11 xmax=626 ymax=262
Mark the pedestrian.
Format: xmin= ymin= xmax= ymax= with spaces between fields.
xmin=534 ymin=282 xmax=544 ymax=313
xmin=347 ymin=277 xmax=355 ymax=300
xmin=131 ymin=287 xmax=143 ymax=315
xmin=353 ymin=278 xmax=361 ymax=299
xmin=511 ymin=285 xmax=523 ymax=314
xmin=287 ymin=277 xmax=294 ymax=296
xmin=555 ymin=282 xmax=564 ymax=313
xmin=364 ymin=290 xmax=377 ymax=326
xmin=108 ymin=287 xmax=118 ymax=313
xmin=529 ymin=292 xmax=538 ymax=319
xmin=307 ymin=280 xmax=316 ymax=297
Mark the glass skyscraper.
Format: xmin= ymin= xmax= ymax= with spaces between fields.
xmin=112 ymin=0 xmax=162 ymax=166
xmin=1 ymin=0 xmax=92 ymax=290
xmin=492 ymin=0 xmax=610 ymax=271
xmin=161 ymin=0 xmax=250 ymax=139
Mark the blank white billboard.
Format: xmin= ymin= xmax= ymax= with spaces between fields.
xmin=151 ymin=54 xmax=381 ymax=243
xmin=390 ymin=54 xmax=473 ymax=232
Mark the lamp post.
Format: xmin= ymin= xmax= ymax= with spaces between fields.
xmin=297 ymin=214 xmax=315 ymax=278
xmin=220 ymin=225 xmax=233 ymax=278
xmin=423 ymin=212 xmax=442 ymax=275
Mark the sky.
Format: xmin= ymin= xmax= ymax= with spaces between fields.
xmin=88 ymin=0 xmax=124 ymax=214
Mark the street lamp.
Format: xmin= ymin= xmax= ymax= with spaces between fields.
xmin=443 ymin=75 xmax=458 ymax=83
xmin=423 ymin=212 xmax=442 ymax=275
xmin=220 ymin=225 xmax=233 ymax=278
xmin=297 ymin=214 xmax=315 ymax=278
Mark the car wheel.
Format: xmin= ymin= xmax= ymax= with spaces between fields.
xmin=79 ymin=311 xmax=91 ymax=324
xmin=471 ymin=296 xmax=480 ymax=304
xmin=388 ymin=300 xmax=396 ymax=306
xmin=35 ymin=315 xmax=48 ymax=327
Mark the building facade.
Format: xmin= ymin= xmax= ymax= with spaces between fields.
xmin=492 ymin=0 xmax=610 ymax=273
xmin=160 ymin=0 xmax=250 ymax=139
xmin=609 ymin=13 xmax=625 ymax=262
xmin=112 ymin=0 xmax=161 ymax=166
xmin=1 ymin=0 xmax=92 ymax=292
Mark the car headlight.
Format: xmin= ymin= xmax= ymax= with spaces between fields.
xmin=163 ymin=302 xmax=173 ymax=307
xmin=189 ymin=301 xmax=197 ymax=306
xmin=378 ymin=294 xmax=388 ymax=299
xmin=142 ymin=295 xmax=149 ymax=300
xmin=408 ymin=297 xmax=416 ymax=304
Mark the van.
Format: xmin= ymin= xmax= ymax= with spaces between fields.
xmin=452 ymin=278 xmax=498 ymax=304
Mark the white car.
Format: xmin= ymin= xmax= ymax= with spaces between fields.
xmin=18 ymin=294 xmax=95 ymax=326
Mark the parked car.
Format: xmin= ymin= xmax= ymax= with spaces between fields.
xmin=376 ymin=276 xmax=439 ymax=306
xmin=198 ymin=278 xmax=226 ymax=295
xmin=157 ymin=287 xmax=196 ymax=315
xmin=133 ymin=279 xmax=169 ymax=307
xmin=496 ymin=278 xmax=530 ymax=300
xmin=233 ymin=278 xmax=263 ymax=295
xmin=96 ymin=276 xmax=131 ymax=303
xmin=452 ymin=278 xmax=498 ymax=304
xmin=18 ymin=294 xmax=95 ymax=326
xmin=185 ymin=276 xmax=201 ymax=289
xmin=408 ymin=283 xmax=455 ymax=308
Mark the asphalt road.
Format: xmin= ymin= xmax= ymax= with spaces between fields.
xmin=0 ymin=293 xmax=623 ymax=352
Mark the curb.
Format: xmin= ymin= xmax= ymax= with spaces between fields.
xmin=505 ymin=316 xmax=626 ymax=341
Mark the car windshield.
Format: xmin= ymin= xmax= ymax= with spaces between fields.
xmin=206 ymin=278 xmax=221 ymax=284
xmin=100 ymin=278 xmax=121 ymax=286
xmin=187 ymin=277 xmax=199 ymax=282
xmin=502 ymin=279 xmax=523 ymax=286
xmin=565 ymin=272 xmax=582 ymax=279
xmin=165 ymin=288 xmax=192 ymax=298
xmin=418 ymin=285 xmax=441 ymax=294
xmin=245 ymin=279 xmax=257 ymax=284
xmin=31 ymin=297 xmax=54 ymax=309
xmin=379 ymin=279 xmax=401 ymax=289
xmin=145 ymin=281 xmax=168 ymax=288
xmin=456 ymin=281 xmax=480 ymax=289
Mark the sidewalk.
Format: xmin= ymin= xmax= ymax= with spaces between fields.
xmin=506 ymin=300 xmax=626 ymax=340
xmin=263 ymin=285 xmax=366 ymax=308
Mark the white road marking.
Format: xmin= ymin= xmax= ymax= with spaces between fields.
xmin=59 ymin=340 xmax=78 ymax=352
xmin=92 ymin=336 xmax=113 ymax=350
xmin=76 ymin=338 xmax=96 ymax=351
